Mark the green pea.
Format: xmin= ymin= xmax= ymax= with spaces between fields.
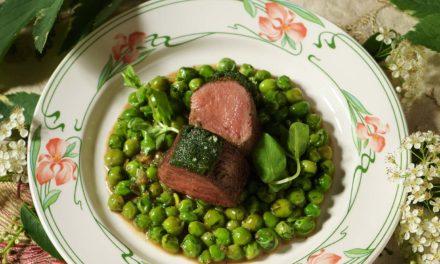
xmin=123 ymin=138 xmax=140 ymax=157
xmin=204 ymin=209 xmax=225 ymax=229
xmin=317 ymin=173 xmax=333 ymax=192
xmin=134 ymin=214 xmax=151 ymax=230
xmin=263 ymin=212 xmax=279 ymax=228
xmin=255 ymin=228 xmax=279 ymax=252
xmin=201 ymin=232 xmax=216 ymax=247
xmin=275 ymin=92 xmax=288 ymax=107
xmin=226 ymin=244 xmax=244 ymax=260
xmin=107 ymin=166 xmax=125 ymax=189
xmin=225 ymin=207 xmax=246 ymax=221
xmin=308 ymin=189 xmax=324 ymax=205
xmin=149 ymin=206 xmax=166 ymax=226
xmin=198 ymin=250 xmax=213 ymax=264
xmin=170 ymin=80 xmax=188 ymax=99
xmin=148 ymin=226 xmax=166 ymax=243
xmin=259 ymin=79 xmax=277 ymax=94
xmin=310 ymin=129 xmax=328 ymax=147
xmin=298 ymin=178 xmax=312 ymax=191
xmin=245 ymin=196 xmax=262 ymax=214
xmin=180 ymin=211 xmax=199 ymax=223
xmin=241 ymin=214 xmax=263 ymax=232
xmin=128 ymin=92 xmax=140 ymax=107
xmin=181 ymin=234 xmax=202 ymax=258
xmin=126 ymin=130 xmax=141 ymax=140
xmin=271 ymin=199 xmax=293 ymax=218
xmin=257 ymin=186 xmax=277 ymax=203
xmin=209 ymin=244 xmax=225 ymax=261
xmin=108 ymin=134 xmax=124 ymax=149
xmin=307 ymin=148 xmax=322 ymax=163
xmin=244 ymin=242 xmax=261 ymax=260
xmin=226 ymin=220 xmax=240 ymax=231
xmin=104 ymin=149 xmax=125 ymax=167
xmin=183 ymin=90 xmax=193 ymax=108
xmin=136 ymin=194 xmax=152 ymax=214
xmin=125 ymin=160 xmax=141 ymax=179
xmin=136 ymin=86 xmax=148 ymax=105
xmin=149 ymin=182 xmax=163 ymax=198
xmin=165 ymin=206 xmax=178 ymax=217
xmin=304 ymin=203 xmax=321 ymax=217
xmin=113 ymin=120 xmax=128 ymax=136
xmin=107 ymin=193 xmax=124 ymax=212
xmin=318 ymin=145 xmax=333 ymax=160
xmin=150 ymin=76 xmax=170 ymax=92
xmin=177 ymin=67 xmax=198 ymax=83
xmin=157 ymin=191 xmax=174 ymax=206
xmin=198 ymin=65 xmax=215 ymax=79
xmin=121 ymin=107 xmax=142 ymax=120
xmin=114 ymin=180 xmax=132 ymax=196
xmin=146 ymin=165 xmax=158 ymax=181
xmin=122 ymin=201 xmax=138 ymax=220
xmin=258 ymin=109 xmax=271 ymax=124
xmin=262 ymin=90 xmax=279 ymax=111
xmin=217 ymin=58 xmax=236 ymax=72
xmin=277 ymin=75 xmax=292 ymax=90
xmin=161 ymin=234 xmax=180 ymax=254
xmin=189 ymin=78 xmax=204 ymax=91
xmin=289 ymin=101 xmax=310 ymax=117
xmin=287 ymin=208 xmax=303 ymax=222
xmin=213 ymin=228 xmax=232 ymax=246
xmin=188 ymin=221 xmax=206 ymax=237
xmin=239 ymin=63 xmax=254 ymax=77
xmin=284 ymin=87 xmax=303 ymax=103
xmin=306 ymin=113 xmax=322 ymax=129
xmin=232 ymin=227 xmax=252 ymax=246
xmin=178 ymin=199 xmax=194 ymax=212
xmin=301 ymin=160 xmax=317 ymax=174
xmin=254 ymin=70 xmax=271 ymax=82
xmin=275 ymin=221 xmax=295 ymax=240
xmin=287 ymin=188 xmax=306 ymax=207
xmin=320 ymin=159 xmax=335 ymax=174
xmin=162 ymin=216 xmax=184 ymax=235
xmin=294 ymin=216 xmax=316 ymax=236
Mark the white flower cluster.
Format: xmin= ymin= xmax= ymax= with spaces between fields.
xmin=376 ymin=27 xmax=398 ymax=47
xmin=0 ymin=107 xmax=28 ymax=183
xmin=388 ymin=131 xmax=440 ymax=263
xmin=384 ymin=39 xmax=427 ymax=108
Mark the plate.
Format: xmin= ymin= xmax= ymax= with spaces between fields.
xmin=27 ymin=0 xmax=409 ymax=263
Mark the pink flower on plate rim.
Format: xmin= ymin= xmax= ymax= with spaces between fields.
xmin=36 ymin=138 xmax=77 ymax=186
xmin=112 ymin=31 xmax=146 ymax=63
xmin=259 ymin=2 xmax=307 ymax=42
xmin=356 ymin=116 xmax=390 ymax=152
xmin=308 ymin=249 xmax=342 ymax=264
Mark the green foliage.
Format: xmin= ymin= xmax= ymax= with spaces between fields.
xmin=405 ymin=14 xmax=440 ymax=52
xmin=20 ymin=204 xmax=64 ymax=261
xmin=362 ymin=33 xmax=394 ymax=62
xmin=390 ymin=0 xmax=440 ymax=18
xmin=0 ymin=92 xmax=40 ymax=125
xmin=33 ymin=0 xmax=64 ymax=52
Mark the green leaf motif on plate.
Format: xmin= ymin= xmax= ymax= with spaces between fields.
xmin=343 ymin=248 xmax=374 ymax=258
xmin=32 ymin=0 xmax=63 ymax=53
xmin=20 ymin=204 xmax=64 ymax=261
xmin=63 ymin=141 xmax=78 ymax=158
xmin=405 ymin=14 xmax=440 ymax=53
xmin=30 ymin=125 xmax=42 ymax=178
xmin=272 ymin=0 xmax=325 ymax=27
xmin=341 ymin=90 xmax=371 ymax=115
xmin=243 ymin=0 xmax=257 ymax=17
xmin=42 ymin=189 xmax=62 ymax=210
xmin=390 ymin=0 xmax=440 ymax=18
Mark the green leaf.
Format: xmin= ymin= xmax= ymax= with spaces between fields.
xmin=0 ymin=92 xmax=40 ymax=125
xmin=390 ymin=0 xmax=440 ymax=18
xmin=30 ymin=125 xmax=41 ymax=177
xmin=363 ymin=33 xmax=393 ymax=62
xmin=405 ymin=14 xmax=440 ymax=53
xmin=252 ymin=133 xmax=287 ymax=184
xmin=0 ymin=0 xmax=52 ymax=61
xmin=122 ymin=65 xmax=142 ymax=89
xmin=42 ymin=189 xmax=62 ymax=210
xmin=20 ymin=204 xmax=64 ymax=261
xmin=243 ymin=0 xmax=257 ymax=17
xmin=286 ymin=35 xmax=297 ymax=50
xmin=93 ymin=0 xmax=124 ymax=27
xmin=344 ymin=248 xmax=374 ymax=259
xmin=33 ymin=0 xmax=64 ymax=53
xmin=341 ymin=90 xmax=371 ymax=115
xmin=273 ymin=0 xmax=324 ymax=27
xmin=97 ymin=55 xmax=115 ymax=90
xmin=149 ymin=89 xmax=173 ymax=125
xmin=63 ymin=142 xmax=76 ymax=158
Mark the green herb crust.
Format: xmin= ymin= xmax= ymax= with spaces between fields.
xmin=208 ymin=71 xmax=259 ymax=98
xmin=170 ymin=126 xmax=224 ymax=175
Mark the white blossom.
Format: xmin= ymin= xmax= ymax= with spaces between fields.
xmin=375 ymin=27 xmax=397 ymax=45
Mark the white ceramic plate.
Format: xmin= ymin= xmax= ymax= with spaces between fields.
xmin=28 ymin=0 xmax=409 ymax=263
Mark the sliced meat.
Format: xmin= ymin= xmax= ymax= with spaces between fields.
xmin=189 ymin=80 xmax=259 ymax=154
xmin=159 ymin=132 xmax=249 ymax=207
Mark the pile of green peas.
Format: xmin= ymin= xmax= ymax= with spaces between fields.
xmin=104 ymin=58 xmax=335 ymax=263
